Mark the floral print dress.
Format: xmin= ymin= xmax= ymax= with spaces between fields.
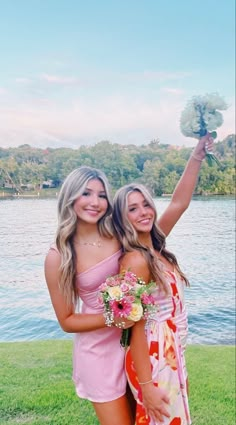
xmin=125 ymin=268 xmax=191 ymax=425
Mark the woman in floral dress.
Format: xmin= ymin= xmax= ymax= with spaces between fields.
xmin=112 ymin=133 xmax=214 ymax=424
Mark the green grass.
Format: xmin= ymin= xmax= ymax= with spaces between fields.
xmin=0 ymin=341 xmax=235 ymax=425
xmin=186 ymin=345 xmax=235 ymax=425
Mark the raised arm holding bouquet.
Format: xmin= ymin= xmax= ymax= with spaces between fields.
xmin=180 ymin=92 xmax=228 ymax=166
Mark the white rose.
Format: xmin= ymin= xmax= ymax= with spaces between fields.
xmin=128 ymin=303 xmax=143 ymax=321
xmin=107 ymin=286 xmax=123 ymax=299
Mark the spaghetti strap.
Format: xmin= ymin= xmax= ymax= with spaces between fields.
xmin=49 ymin=243 xmax=59 ymax=253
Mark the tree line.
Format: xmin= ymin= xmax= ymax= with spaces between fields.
xmin=0 ymin=134 xmax=235 ymax=196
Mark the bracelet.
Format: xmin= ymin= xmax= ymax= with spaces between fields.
xmin=191 ymin=153 xmax=203 ymax=162
xmin=103 ymin=311 xmax=114 ymax=327
xmin=139 ymin=379 xmax=153 ymax=385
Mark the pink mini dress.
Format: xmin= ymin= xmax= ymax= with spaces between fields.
xmin=72 ymin=250 xmax=127 ymax=402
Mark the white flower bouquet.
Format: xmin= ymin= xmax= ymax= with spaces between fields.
xmin=180 ymin=93 xmax=228 ymax=166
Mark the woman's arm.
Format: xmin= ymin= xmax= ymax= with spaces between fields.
xmin=120 ymin=253 xmax=170 ymax=422
xmin=158 ymin=133 xmax=214 ymax=237
xmin=44 ymin=249 xmax=107 ymax=332
xmin=130 ymin=320 xmax=170 ymax=422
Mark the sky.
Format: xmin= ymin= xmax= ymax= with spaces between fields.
xmin=0 ymin=0 xmax=235 ymax=149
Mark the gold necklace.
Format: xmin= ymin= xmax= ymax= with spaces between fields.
xmin=74 ymin=239 xmax=103 ymax=248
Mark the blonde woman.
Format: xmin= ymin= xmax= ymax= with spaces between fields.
xmin=112 ymin=134 xmax=213 ymax=424
xmin=45 ymin=166 xmax=135 ymax=425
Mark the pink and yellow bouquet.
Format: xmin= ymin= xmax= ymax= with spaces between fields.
xmin=98 ymin=270 xmax=157 ymax=347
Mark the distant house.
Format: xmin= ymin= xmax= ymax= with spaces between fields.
xmin=41 ymin=180 xmax=56 ymax=189
xmin=3 ymin=182 xmax=15 ymax=189
xmin=20 ymin=183 xmax=36 ymax=191
xmin=2 ymin=177 xmax=22 ymax=193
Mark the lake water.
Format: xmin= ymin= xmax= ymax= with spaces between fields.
xmin=0 ymin=196 xmax=235 ymax=345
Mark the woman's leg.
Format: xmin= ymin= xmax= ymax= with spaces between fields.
xmin=92 ymin=394 xmax=134 ymax=425
xmin=186 ymin=377 xmax=189 ymax=396
xmin=126 ymin=383 xmax=136 ymax=423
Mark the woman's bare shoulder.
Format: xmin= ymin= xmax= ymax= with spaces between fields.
xmin=122 ymin=250 xmax=145 ymax=264
xmin=120 ymin=251 xmax=150 ymax=282
xmin=45 ymin=245 xmax=61 ymax=267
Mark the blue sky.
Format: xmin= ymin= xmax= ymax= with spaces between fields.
xmin=0 ymin=0 xmax=235 ymax=149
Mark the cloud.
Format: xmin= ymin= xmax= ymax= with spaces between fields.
xmin=161 ymin=87 xmax=184 ymax=95
xmin=140 ymin=71 xmax=191 ymax=81
xmin=217 ymin=104 xmax=236 ymax=140
xmin=97 ymin=70 xmax=192 ymax=84
xmin=10 ymin=69 xmax=192 ymax=101
xmin=40 ymin=74 xmax=80 ymax=85
xmin=0 ymin=87 xmax=7 ymax=95
xmin=0 ymin=90 xmax=234 ymax=149
xmin=15 ymin=78 xmax=33 ymax=84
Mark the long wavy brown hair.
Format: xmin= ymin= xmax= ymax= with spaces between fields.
xmin=113 ymin=183 xmax=189 ymax=292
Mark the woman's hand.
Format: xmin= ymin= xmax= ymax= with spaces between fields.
xmin=141 ymin=384 xmax=170 ymax=423
xmin=113 ymin=317 xmax=134 ymax=329
xmin=192 ymin=132 xmax=214 ymax=161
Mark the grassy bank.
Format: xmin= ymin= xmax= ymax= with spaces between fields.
xmin=0 ymin=341 xmax=235 ymax=425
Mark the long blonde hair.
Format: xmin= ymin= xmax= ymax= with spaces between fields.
xmin=56 ymin=166 xmax=114 ymax=304
xmin=113 ymin=183 xmax=189 ymax=291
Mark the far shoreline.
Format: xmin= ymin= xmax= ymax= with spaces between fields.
xmin=0 ymin=190 xmax=235 ymax=199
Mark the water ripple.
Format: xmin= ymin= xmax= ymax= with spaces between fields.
xmin=0 ymin=197 xmax=235 ymax=344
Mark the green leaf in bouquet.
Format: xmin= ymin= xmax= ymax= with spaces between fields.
xmin=210 ymin=131 xmax=217 ymax=139
xmin=120 ymin=328 xmax=131 ymax=348
xmin=206 ymin=152 xmax=221 ymax=167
